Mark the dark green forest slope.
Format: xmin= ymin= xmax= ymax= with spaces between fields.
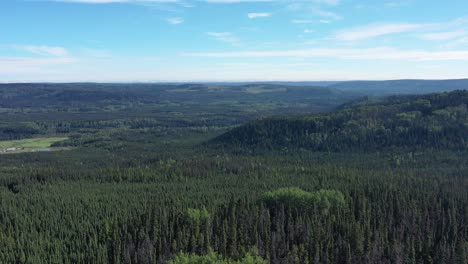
xmin=214 ymin=90 xmax=468 ymax=151
xmin=0 ymin=84 xmax=467 ymax=263
xmin=330 ymin=79 xmax=468 ymax=95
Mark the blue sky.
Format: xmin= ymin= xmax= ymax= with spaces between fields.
xmin=1 ymin=0 xmax=468 ymax=82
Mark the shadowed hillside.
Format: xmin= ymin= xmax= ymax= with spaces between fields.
xmin=213 ymin=90 xmax=468 ymax=151
xmin=330 ymin=79 xmax=468 ymax=95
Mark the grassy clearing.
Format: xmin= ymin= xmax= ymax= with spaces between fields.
xmin=0 ymin=137 xmax=68 ymax=150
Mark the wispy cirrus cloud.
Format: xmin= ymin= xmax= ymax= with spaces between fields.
xmin=205 ymin=0 xmax=338 ymax=3
xmin=183 ymin=47 xmax=468 ymax=61
xmin=291 ymin=19 xmax=314 ymax=24
xmin=419 ymin=30 xmax=466 ymax=41
xmin=167 ymin=17 xmax=184 ymax=24
xmin=384 ymin=1 xmax=407 ymax=8
xmin=55 ymin=0 xmax=271 ymax=3
xmin=205 ymin=0 xmax=272 ymax=3
xmin=247 ymin=12 xmax=271 ymax=19
xmin=334 ymin=23 xmax=428 ymax=41
xmin=0 ymin=57 xmax=79 ymax=74
xmin=287 ymin=0 xmax=339 ymax=8
xmin=54 ymin=0 xmax=339 ymax=4
xmin=313 ymin=7 xmax=342 ymax=20
xmin=54 ymin=0 xmax=124 ymax=2
xmin=444 ymin=37 xmax=468 ymax=48
xmin=78 ymin=48 xmax=113 ymax=58
xmin=13 ymin=45 xmax=69 ymax=57
xmin=206 ymin=0 xmax=339 ymax=3
xmin=206 ymin=32 xmax=239 ymax=43
xmin=54 ymin=0 xmax=179 ymax=3
xmin=289 ymin=6 xmax=341 ymax=25
xmin=312 ymin=0 xmax=339 ymax=4
xmin=332 ymin=17 xmax=468 ymax=42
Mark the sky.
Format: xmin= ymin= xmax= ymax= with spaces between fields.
xmin=1 ymin=0 xmax=468 ymax=82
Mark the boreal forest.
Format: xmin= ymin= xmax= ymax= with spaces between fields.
xmin=0 ymin=81 xmax=467 ymax=264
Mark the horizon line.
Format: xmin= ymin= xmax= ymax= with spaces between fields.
xmin=2 ymin=77 xmax=468 ymax=84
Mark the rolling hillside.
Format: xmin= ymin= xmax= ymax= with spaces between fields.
xmin=213 ymin=90 xmax=468 ymax=151
xmin=330 ymin=79 xmax=468 ymax=95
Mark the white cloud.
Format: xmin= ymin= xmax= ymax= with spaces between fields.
xmin=79 ymin=48 xmax=113 ymax=58
xmin=57 ymin=0 xmax=127 ymax=2
xmin=206 ymin=32 xmax=239 ymax=43
xmin=420 ymin=31 xmax=466 ymax=41
xmin=291 ymin=19 xmax=314 ymax=24
xmin=384 ymin=2 xmax=406 ymax=8
xmin=13 ymin=45 xmax=69 ymax=57
xmin=287 ymin=0 xmax=338 ymax=8
xmin=0 ymin=57 xmax=79 ymax=74
xmin=443 ymin=37 xmax=468 ymax=48
xmin=56 ymin=0 xmax=339 ymax=4
xmin=206 ymin=0 xmax=338 ymax=3
xmin=54 ymin=0 xmax=340 ymax=4
xmin=167 ymin=17 xmax=184 ymax=24
xmin=183 ymin=47 xmax=468 ymax=61
xmin=56 ymin=0 xmax=179 ymax=3
xmin=302 ymin=40 xmax=318 ymax=45
xmin=312 ymin=0 xmax=339 ymax=4
xmin=314 ymin=8 xmax=342 ymax=20
xmin=247 ymin=13 xmax=271 ymax=19
xmin=56 ymin=0 xmax=169 ymax=3
xmin=205 ymin=0 xmax=272 ymax=2
xmin=304 ymin=29 xmax=314 ymax=33
xmin=334 ymin=23 xmax=427 ymax=41
xmin=332 ymin=17 xmax=468 ymax=42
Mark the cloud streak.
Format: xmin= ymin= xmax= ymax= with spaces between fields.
xmin=334 ymin=23 xmax=428 ymax=41
xmin=247 ymin=12 xmax=271 ymax=19
xmin=205 ymin=0 xmax=272 ymax=3
xmin=206 ymin=32 xmax=239 ymax=43
xmin=183 ymin=47 xmax=468 ymax=61
xmin=167 ymin=17 xmax=184 ymax=24
xmin=13 ymin=45 xmax=69 ymax=57
xmin=0 ymin=56 xmax=79 ymax=74
xmin=291 ymin=19 xmax=314 ymax=24
xmin=314 ymin=7 xmax=342 ymax=20
xmin=55 ymin=0 xmax=179 ymax=3
xmin=419 ymin=31 xmax=466 ymax=41
xmin=54 ymin=0 xmax=339 ymax=4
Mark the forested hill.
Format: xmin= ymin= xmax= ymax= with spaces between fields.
xmin=0 ymin=83 xmax=359 ymax=141
xmin=212 ymin=90 xmax=468 ymax=151
xmin=330 ymin=79 xmax=468 ymax=95
xmin=0 ymin=83 xmax=355 ymax=112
